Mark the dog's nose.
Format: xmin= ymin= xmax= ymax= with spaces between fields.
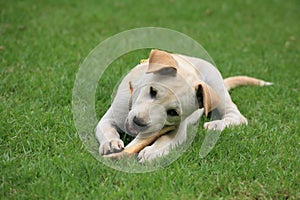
xmin=133 ymin=116 xmax=148 ymax=127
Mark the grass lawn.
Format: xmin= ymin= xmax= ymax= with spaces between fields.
xmin=1 ymin=0 xmax=299 ymax=199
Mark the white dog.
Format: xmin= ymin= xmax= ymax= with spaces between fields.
xmin=95 ymin=49 xmax=272 ymax=162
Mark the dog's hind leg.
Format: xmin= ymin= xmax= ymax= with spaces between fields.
xmin=203 ymin=101 xmax=248 ymax=131
xmin=191 ymin=61 xmax=248 ymax=131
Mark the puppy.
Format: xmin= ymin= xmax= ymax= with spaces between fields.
xmin=95 ymin=49 xmax=272 ymax=162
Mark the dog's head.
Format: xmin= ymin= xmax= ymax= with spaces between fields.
xmin=125 ymin=50 xmax=220 ymax=137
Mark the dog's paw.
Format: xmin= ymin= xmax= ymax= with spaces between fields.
xmin=99 ymin=139 xmax=124 ymax=155
xmin=239 ymin=116 xmax=248 ymax=125
xmin=137 ymin=146 xmax=169 ymax=163
xmin=204 ymin=120 xmax=226 ymax=131
xmin=204 ymin=116 xmax=248 ymax=131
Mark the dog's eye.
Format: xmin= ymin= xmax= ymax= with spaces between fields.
xmin=150 ymin=86 xmax=157 ymax=98
xmin=167 ymin=109 xmax=179 ymax=117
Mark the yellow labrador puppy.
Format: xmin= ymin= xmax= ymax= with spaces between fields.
xmin=95 ymin=49 xmax=272 ymax=162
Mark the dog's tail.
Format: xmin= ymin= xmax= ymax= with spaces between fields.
xmin=224 ymin=76 xmax=273 ymax=91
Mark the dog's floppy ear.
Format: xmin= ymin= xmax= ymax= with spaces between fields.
xmin=195 ymin=82 xmax=221 ymax=116
xmin=146 ymin=49 xmax=178 ymax=74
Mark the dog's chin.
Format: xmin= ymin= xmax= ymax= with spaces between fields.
xmin=125 ymin=121 xmax=139 ymax=137
xmin=125 ymin=117 xmax=176 ymax=137
xmin=125 ymin=119 xmax=166 ymax=137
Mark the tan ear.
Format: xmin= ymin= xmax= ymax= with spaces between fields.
xmin=195 ymin=82 xmax=221 ymax=116
xmin=146 ymin=49 xmax=178 ymax=74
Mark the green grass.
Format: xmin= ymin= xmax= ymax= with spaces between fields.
xmin=1 ymin=0 xmax=300 ymax=199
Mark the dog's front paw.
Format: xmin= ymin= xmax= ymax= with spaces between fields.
xmin=137 ymin=146 xmax=169 ymax=163
xmin=204 ymin=120 xmax=226 ymax=131
xmin=99 ymin=139 xmax=124 ymax=155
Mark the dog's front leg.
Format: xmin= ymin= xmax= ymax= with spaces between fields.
xmin=138 ymin=109 xmax=203 ymax=163
xmin=137 ymin=131 xmax=178 ymax=163
xmin=95 ymin=108 xmax=124 ymax=155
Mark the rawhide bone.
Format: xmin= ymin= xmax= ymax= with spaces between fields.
xmin=103 ymin=126 xmax=176 ymax=159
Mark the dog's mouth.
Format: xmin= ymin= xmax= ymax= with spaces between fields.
xmin=125 ymin=118 xmax=176 ymax=138
xmin=125 ymin=120 xmax=139 ymax=137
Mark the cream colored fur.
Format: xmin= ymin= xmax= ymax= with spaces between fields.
xmin=95 ymin=49 xmax=272 ymax=162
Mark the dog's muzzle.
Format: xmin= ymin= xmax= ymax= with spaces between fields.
xmin=124 ymin=116 xmax=151 ymax=137
xmin=125 ymin=120 xmax=138 ymax=136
